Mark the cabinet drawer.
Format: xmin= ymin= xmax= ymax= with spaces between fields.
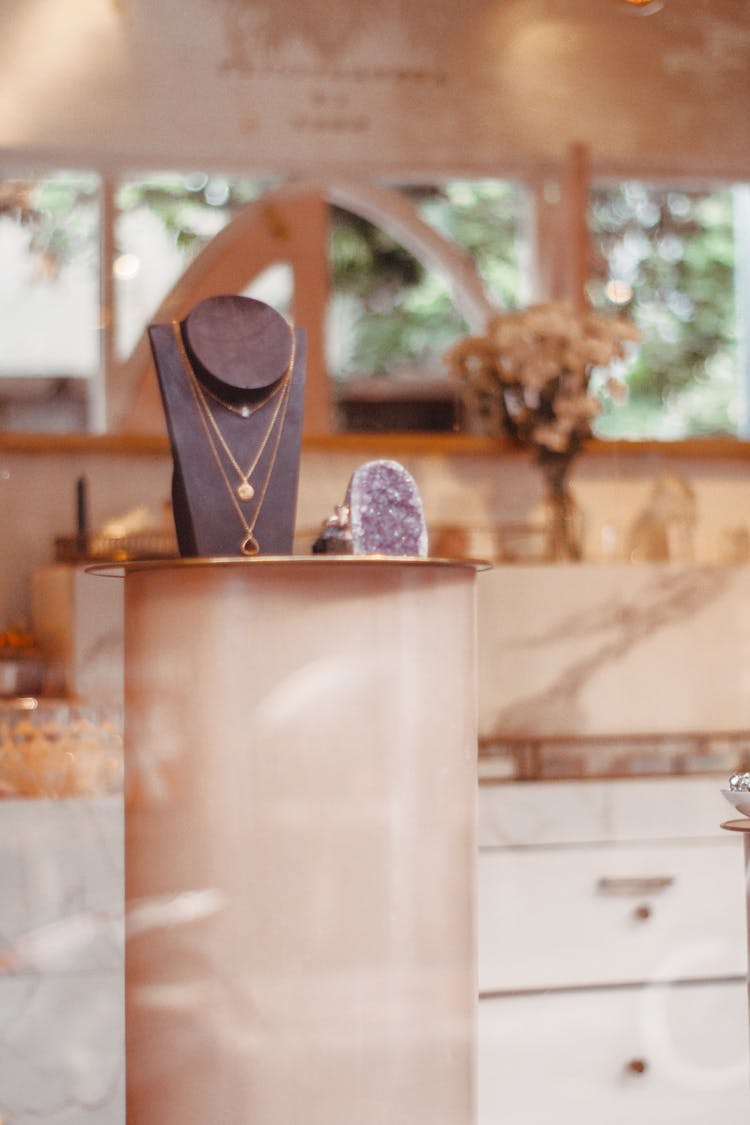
xmin=478 ymin=979 xmax=750 ymax=1125
xmin=479 ymin=839 xmax=747 ymax=992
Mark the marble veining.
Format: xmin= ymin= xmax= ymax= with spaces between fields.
xmin=478 ymin=564 xmax=746 ymax=738
xmin=0 ymin=974 xmax=124 ymax=1124
xmin=0 ymin=798 xmax=123 ymax=967
xmin=0 ymin=798 xmax=124 ymax=1124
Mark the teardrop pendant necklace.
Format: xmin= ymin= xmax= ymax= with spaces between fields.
xmin=173 ymin=320 xmax=295 ymax=503
xmin=173 ymin=319 xmax=295 ymax=555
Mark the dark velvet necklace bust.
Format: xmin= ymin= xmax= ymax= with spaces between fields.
xmin=149 ymin=295 xmax=307 ymax=557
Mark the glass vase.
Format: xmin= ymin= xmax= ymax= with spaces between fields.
xmin=540 ymin=455 xmax=584 ymax=562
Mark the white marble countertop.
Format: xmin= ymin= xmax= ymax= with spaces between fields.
xmin=477 ymin=563 xmax=750 ymax=741
xmin=0 ymin=797 xmax=124 ymax=1125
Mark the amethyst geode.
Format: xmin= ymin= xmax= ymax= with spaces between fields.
xmin=312 ymin=459 xmax=428 ymax=556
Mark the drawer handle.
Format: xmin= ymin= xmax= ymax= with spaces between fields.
xmin=633 ymin=903 xmax=652 ymax=921
xmin=596 ymin=876 xmax=675 ymax=897
xmin=625 ymin=1058 xmax=649 ymax=1076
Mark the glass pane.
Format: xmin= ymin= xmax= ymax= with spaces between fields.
xmin=408 ymin=179 xmax=529 ymax=311
xmin=0 ymin=171 xmax=100 ymax=432
xmin=328 ymin=179 xmax=527 ymax=431
xmin=114 ymin=173 xmax=275 ymax=361
xmin=588 ymin=182 xmax=739 ymax=439
xmin=243 ymin=263 xmax=293 ymax=319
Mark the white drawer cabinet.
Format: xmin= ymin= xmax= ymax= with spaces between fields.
xmin=478 ymin=981 xmax=750 ymax=1125
xmin=479 ymin=838 xmax=747 ymax=992
xmin=477 ymin=775 xmax=750 ymax=1121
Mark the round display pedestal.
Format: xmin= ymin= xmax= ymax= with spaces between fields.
xmin=116 ymin=557 xmax=481 ymax=1125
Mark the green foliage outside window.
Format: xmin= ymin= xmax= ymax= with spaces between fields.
xmin=115 ymin=173 xmax=270 ymax=252
xmin=327 ymin=180 xmax=526 ymax=383
xmin=18 ymin=175 xmax=100 ymax=279
xmin=0 ymin=170 xmax=742 ymax=439
xmin=588 ymin=183 xmax=738 ymax=439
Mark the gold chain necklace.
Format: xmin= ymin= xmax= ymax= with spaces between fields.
xmin=173 ymin=321 xmax=295 ymax=502
xmin=173 ymin=321 xmax=295 ymax=556
xmin=201 ymin=368 xmax=287 ymax=419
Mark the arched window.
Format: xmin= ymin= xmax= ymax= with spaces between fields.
xmin=118 ymin=177 xmax=525 ymax=434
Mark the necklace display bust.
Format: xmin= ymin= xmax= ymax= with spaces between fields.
xmin=149 ymin=295 xmax=306 ymax=557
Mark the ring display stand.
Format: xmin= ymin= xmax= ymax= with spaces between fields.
xmin=109 ymin=556 xmax=482 ymax=1125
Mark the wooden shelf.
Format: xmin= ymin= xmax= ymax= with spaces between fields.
xmin=3 ymin=430 xmax=750 ymax=462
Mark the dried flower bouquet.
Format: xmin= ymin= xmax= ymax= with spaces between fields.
xmin=444 ymin=300 xmax=640 ymax=558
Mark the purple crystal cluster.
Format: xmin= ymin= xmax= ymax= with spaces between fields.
xmin=347 ymin=460 xmax=428 ymax=557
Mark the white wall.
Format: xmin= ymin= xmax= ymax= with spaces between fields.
xmin=0 ymin=0 xmax=748 ymax=178
xmin=4 ymin=439 xmax=750 ymax=625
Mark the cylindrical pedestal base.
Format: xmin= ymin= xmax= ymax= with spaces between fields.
xmin=122 ymin=558 xmax=479 ymax=1125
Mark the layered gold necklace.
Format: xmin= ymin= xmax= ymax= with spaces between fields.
xmin=172 ymin=319 xmax=295 ymax=556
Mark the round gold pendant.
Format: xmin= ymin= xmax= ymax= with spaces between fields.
xmin=241 ymin=533 xmax=259 ymax=556
xmin=237 ymin=481 xmax=255 ymax=501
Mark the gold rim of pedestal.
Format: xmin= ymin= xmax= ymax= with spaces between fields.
xmin=86 ymin=554 xmax=492 ymax=578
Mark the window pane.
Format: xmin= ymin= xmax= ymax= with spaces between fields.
xmin=588 ymin=182 xmax=739 ymax=439
xmin=328 ymin=179 xmax=528 ymax=431
xmin=408 ymin=179 xmax=528 ymax=311
xmin=114 ymin=173 xmax=275 ymax=360
xmin=243 ymin=263 xmax=293 ymax=319
xmin=0 ymin=171 xmax=100 ymax=431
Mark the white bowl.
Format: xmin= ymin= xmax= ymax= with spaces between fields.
xmin=721 ymin=789 xmax=750 ymax=817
